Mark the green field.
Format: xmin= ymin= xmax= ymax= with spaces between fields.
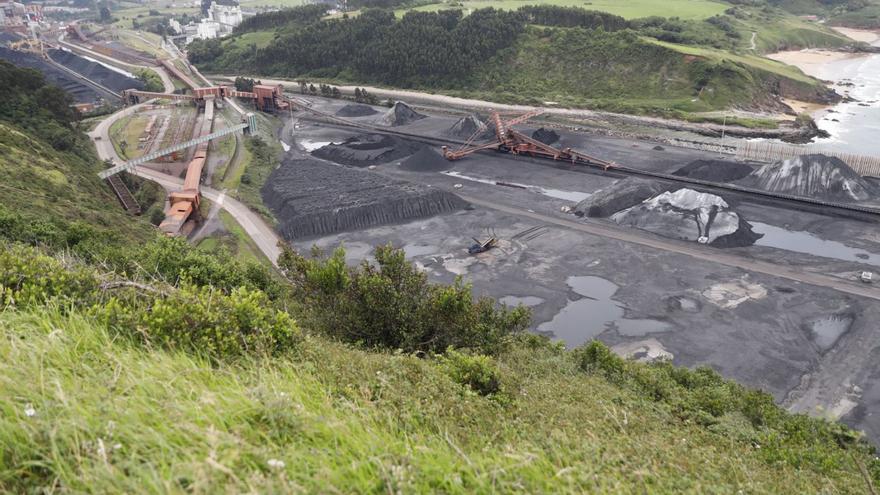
xmin=226 ymin=30 xmax=276 ymax=49
xmin=402 ymin=0 xmax=728 ymax=19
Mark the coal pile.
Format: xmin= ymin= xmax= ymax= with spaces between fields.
xmin=335 ymin=103 xmax=378 ymax=117
xmin=262 ymin=158 xmax=468 ymax=239
xmin=532 ymin=128 xmax=560 ymax=145
xmin=446 ymin=115 xmax=485 ymax=138
xmin=381 ymin=101 xmax=426 ymax=126
xmin=673 ymin=159 xmax=754 ymax=183
xmin=0 ymin=47 xmax=102 ymax=103
xmin=48 ymin=49 xmax=143 ymax=93
xmin=399 ymin=147 xmax=450 ymax=172
xmin=611 ymin=188 xmax=762 ymax=247
xmin=312 ymin=134 xmax=422 ymax=167
xmin=738 ymin=154 xmax=879 ymax=202
xmin=574 ymin=178 xmax=666 ymax=217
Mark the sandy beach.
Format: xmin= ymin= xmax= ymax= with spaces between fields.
xmin=766 ymin=50 xmax=865 ymax=78
xmin=832 ymin=26 xmax=880 ymax=44
xmin=766 ymin=27 xmax=879 ymax=78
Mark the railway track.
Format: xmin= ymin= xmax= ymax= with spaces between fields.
xmin=293 ymin=110 xmax=880 ymax=220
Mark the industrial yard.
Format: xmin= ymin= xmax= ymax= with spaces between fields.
xmin=267 ymin=96 xmax=880 ymax=438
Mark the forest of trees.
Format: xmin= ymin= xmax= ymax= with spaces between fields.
xmin=190 ymin=4 xmax=748 ymax=90
xmin=191 ymin=8 xmax=525 ymax=88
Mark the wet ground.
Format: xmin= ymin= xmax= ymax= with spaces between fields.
xmin=278 ymin=96 xmax=880 ymax=441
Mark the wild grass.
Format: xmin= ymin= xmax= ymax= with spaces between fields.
xmin=1 ymin=308 xmax=876 ymax=493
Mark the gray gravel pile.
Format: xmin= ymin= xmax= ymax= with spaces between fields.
xmin=611 ymin=188 xmax=762 ymax=247
xmin=312 ymin=133 xmax=422 ymax=167
xmin=574 ymin=178 xmax=666 ymax=217
xmin=335 ymin=103 xmax=378 ymax=117
xmin=262 ymin=158 xmax=469 ymax=239
xmin=48 ymin=49 xmax=143 ymax=93
xmin=381 ymin=101 xmax=426 ymax=126
xmin=738 ymin=154 xmax=879 ymax=202
xmin=532 ymin=128 xmax=560 ymax=145
xmin=673 ymin=159 xmax=754 ymax=182
xmin=399 ymin=147 xmax=450 ymax=172
xmin=446 ymin=115 xmax=485 ymax=138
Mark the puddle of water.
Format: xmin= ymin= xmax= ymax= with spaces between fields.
xmin=442 ymin=171 xmax=590 ymax=202
xmin=538 ymin=275 xmax=671 ymax=347
xmin=808 ymin=315 xmax=853 ymax=351
xmin=613 ymin=319 xmax=674 ymax=337
xmin=500 ymin=295 xmax=545 ymax=307
xmin=299 ymin=140 xmax=334 ymax=152
xmin=402 ymin=243 xmax=438 ymax=258
xmin=751 ymin=222 xmax=879 ymax=267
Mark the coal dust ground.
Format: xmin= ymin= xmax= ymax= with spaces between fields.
xmin=262 ymin=156 xmax=468 ymax=240
xmin=279 ymin=95 xmax=880 ymax=443
xmin=48 ymin=49 xmax=143 ymax=94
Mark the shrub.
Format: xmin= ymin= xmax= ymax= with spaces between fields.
xmin=97 ymin=284 xmax=301 ymax=358
xmin=0 ymin=244 xmax=99 ymax=309
xmin=438 ymin=348 xmax=501 ymax=396
xmin=279 ymin=244 xmax=530 ymax=355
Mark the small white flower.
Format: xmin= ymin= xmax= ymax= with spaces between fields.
xmin=24 ymin=404 xmax=36 ymax=417
xmin=113 ymin=443 xmax=122 ymax=450
xmin=267 ymin=459 xmax=285 ymax=470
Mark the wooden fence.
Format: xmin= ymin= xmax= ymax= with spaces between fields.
xmin=736 ymin=141 xmax=880 ymax=178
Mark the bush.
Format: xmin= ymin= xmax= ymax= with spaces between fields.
xmin=97 ymin=284 xmax=301 ymax=359
xmin=0 ymin=244 xmax=99 ymax=309
xmin=437 ymin=348 xmax=501 ymax=396
xmin=279 ymin=244 xmax=530 ymax=355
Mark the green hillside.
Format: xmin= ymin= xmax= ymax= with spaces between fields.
xmin=191 ymin=5 xmax=848 ymax=116
xmin=462 ymin=27 xmax=834 ymax=113
xmin=0 ymin=61 xmax=157 ymax=254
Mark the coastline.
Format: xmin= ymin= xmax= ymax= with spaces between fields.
xmin=766 ymin=26 xmax=880 ymax=155
xmin=766 ymin=27 xmax=879 ymax=79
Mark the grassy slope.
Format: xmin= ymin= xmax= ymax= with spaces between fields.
xmin=2 ymin=308 xmax=876 ymax=493
xmin=725 ymin=8 xmax=852 ymax=53
xmin=0 ymin=121 xmax=153 ymax=244
xmin=465 ymin=27 xmax=829 ymax=113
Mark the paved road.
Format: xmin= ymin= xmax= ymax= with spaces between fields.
xmin=459 ymin=194 xmax=880 ymax=302
xmin=89 ymin=95 xmax=284 ymax=266
xmin=135 ymin=168 xmax=283 ymax=265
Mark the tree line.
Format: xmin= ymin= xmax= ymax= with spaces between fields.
xmin=189 ymin=4 xmax=745 ymax=90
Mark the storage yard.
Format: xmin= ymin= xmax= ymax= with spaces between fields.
xmin=271 ymin=96 xmax=880 ymax=440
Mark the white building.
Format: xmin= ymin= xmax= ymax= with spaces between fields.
xmin=168 ymin=18 xmax=182 ymax=35
xmin=208 ymin=2 xmax=242 ymax=30
xmin=196 ymin=18 xmax=219 ymax=39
